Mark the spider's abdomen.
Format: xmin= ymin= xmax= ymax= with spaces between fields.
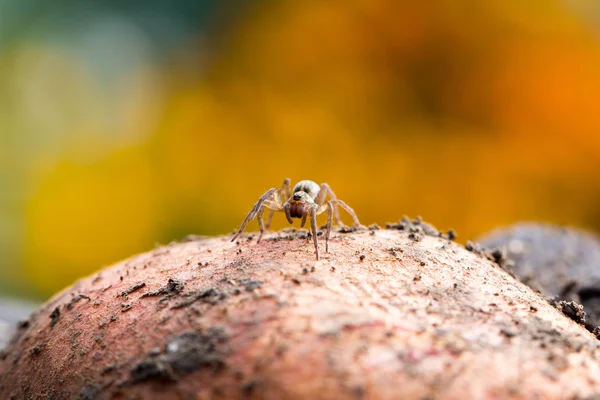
xmin=293 ymin=180 xmax=320 ymax=200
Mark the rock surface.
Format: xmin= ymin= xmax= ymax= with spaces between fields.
xmin=2 ymin=222 xmax=600 ymax=399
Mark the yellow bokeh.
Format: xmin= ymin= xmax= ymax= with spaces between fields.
xmin=24 ymin=147 xmax=159 ymax=295
xmin=2 ymin=0 xmax=600 ymax=299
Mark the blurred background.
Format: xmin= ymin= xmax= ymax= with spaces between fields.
xmin=1 ymin=0 xmax=600 ymax=302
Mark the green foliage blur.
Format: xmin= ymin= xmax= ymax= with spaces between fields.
xmin=2 ymin=0 xmax=600 ymax=300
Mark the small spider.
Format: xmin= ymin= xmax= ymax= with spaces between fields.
xmin=231 ymin=178 xmax=362 ymax=260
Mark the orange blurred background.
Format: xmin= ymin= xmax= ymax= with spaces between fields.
xmin=1 ymin=0 xmax=600 ymax=300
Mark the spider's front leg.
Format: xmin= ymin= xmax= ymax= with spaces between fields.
xmin=231 ymin=188 xmax=279 ymax=242
xmin=266 ymin=178 xmax=291 ymax=229
xmin=256 ymin=199 xmax=281 ymax=243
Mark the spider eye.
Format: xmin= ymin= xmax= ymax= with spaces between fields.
xmin=293 ymin=193 xmax=302 ymax=201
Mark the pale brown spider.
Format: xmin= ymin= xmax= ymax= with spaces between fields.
xmin=231 ymin=178 xmax=362 ymax=260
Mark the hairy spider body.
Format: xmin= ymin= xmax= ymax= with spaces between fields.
xmin=231 ymin=178 xmax=362 ymax=260
xmin=293 ymin=180 xmax=320 ymax=199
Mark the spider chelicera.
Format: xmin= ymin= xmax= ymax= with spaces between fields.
xmin=231 ymin=178 xmax=362 ymax=260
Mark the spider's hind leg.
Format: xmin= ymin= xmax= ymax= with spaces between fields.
xmin=309 ymin=207 xmax=320 ymax=260
xmin=316 ymin=201 xmax=335 ymax=253
xmin=330 ymin=199 xmax=362 ymax=228
xmin=315 ymin=183 xmax=343 ymax=226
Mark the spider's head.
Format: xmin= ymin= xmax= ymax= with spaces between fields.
xmin=287 ymin=191 xmax=313 ymax=219
xmin=290 ymin=191 xmax=312 ymax=203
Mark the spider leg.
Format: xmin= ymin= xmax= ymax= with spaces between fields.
xmin=266 ymin=178 xmax=291 ymax=229
xmin=326 ymin=201 xmax=334 ymax=252
xmin=329 ymin=199 xmax=362 ymax=227
xmin=257 ymin=200 xmax=283 ymax=243
xmin=309 ymin=206 xmax=319 ymax=260
xmin=231 ymin=188 xmax=278 ymax=242
xmin=316 ymin=199 xmax=362 ymax=227
xmin=315 ymin=183 xmax=343 ymax=226
xmin=315 ymin=201 xmax=335 ymax=253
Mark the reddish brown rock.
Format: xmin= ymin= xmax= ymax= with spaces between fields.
xmin=2 ymin=225 xmax=600 ymax=399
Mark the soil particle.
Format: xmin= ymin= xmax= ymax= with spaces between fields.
xmin=66 ymin=294 xmax=91 ymax=310
xmin=241 ymin=379 xmax=262 ymax=394
xmin=121 ymin=304 xmax=132 ymax=313
xmin=29 ymin=345 xmax=42 ymax=356
xmin=500 ymin=328 xmax=517 ymax=338
xmin=408 ymin=232 xmax=423 ymax=242
xmin=129 ymin=328 xmax=228 ymax=383
xmin=140 ymin=278 xmax=184 ymax=299
xmin=77 ymin=384 xmax=99 ymax=400
xmin=49 ymin=307 xmax=61 ymax=328
xmin=17 ymin=320 xmax=29 ymax=330
xmin=552 ymin=300 xmax=586 ymax=325
xmin=101 ymin=365 xmax=117 ymax=375
xmin=241 ymin=279 xmax=262 ymax=292
xmin=464 ymin=241 xmax=515 ymax=274
xmin=171 ymin=288 xmax=227 ymax=309
xmin=446 ymin=229 xmax=457 ymax=241
xmin=119 ymin=283 xmax=146 ymax=297
xmin=267 ymin=228 xmax=322 ymax=242
xmin=385 ymin=216 xmax=456 ymax=241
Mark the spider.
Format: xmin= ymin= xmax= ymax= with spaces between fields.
xmin=231 ymin=178 xmax=362 ymax=260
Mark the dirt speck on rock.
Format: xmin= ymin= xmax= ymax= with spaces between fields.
xmin=551 ymin=300 xmax=586 ymax=326
xmin=119 ymin=283 xmax=146 ymax=297
xmin=140 ymin=278 xmax=184 ymax=300
xmin=49 ymin=307 xmax=61 ymax=329
xmin=386 ymin=216 xmax=455 ymax=241
xmin=465 ymin=241 xmax=515 ymax=274
xmin=129 ymin=328 xmax=228 ymax=383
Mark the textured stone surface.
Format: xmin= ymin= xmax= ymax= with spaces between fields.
xmin=2 ymin=226 xmax=600 ymax=399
